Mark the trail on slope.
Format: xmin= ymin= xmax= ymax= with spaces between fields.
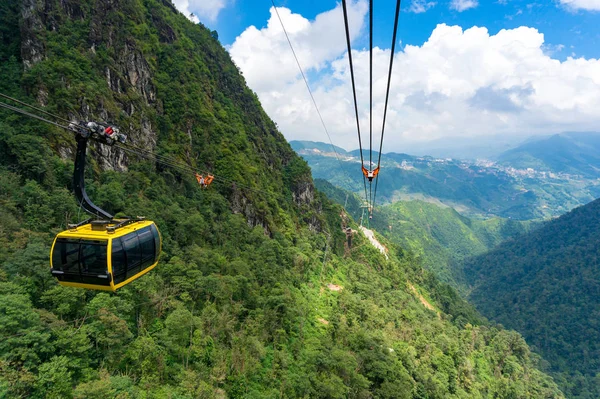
xmin=360 ymin=226 xmax=389 ymax=259
xmin=408 ymin=282 xmax=440 ymax=318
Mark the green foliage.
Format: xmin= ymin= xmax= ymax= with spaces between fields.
xmin=464 ymin=198 xmax=600 ymax=398
xmin=0 ymin=0 xmax=564 ymax=397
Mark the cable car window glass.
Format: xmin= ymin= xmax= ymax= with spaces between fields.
xmin=150 ymin=224 xmax=160 ymax=259
xmin=80 ymin=241 xmax=108 ymax=275
xmin=111 ymin=238 xmax=127 ymax=284
xmin=123 ymin=234 xmax=141 ymax=275
xmin=52 ymin=239 xmax=80 ymax=275
xmin=138 ymin=228 xmax=155 ymax=268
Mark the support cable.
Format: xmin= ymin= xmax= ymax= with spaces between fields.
xmin=270 ymin=0 xmax=360 ymax=198
xmin=369 ymin=0 xmax=374 ymax=213
xmin=0 ymin=98 xmax=272 ymax=197
xmin=372 ymin=0 xmax=402 ymax=213
xmin=341 ymin=0 xmax=370 ymax=208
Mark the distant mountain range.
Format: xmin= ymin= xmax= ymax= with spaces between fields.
xmin=497 ymin=132 xmax=600 ymax=178
xmin=292 ymin=135 xmax=600 ymax=220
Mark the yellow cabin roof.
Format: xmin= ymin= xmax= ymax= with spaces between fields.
xmin=56 ymin=219 xmax=156 ymax=240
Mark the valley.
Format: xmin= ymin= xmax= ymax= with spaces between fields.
xmin=293 ymin=139 xmax=600 ymax=220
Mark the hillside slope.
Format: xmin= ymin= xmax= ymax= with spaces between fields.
xmin=0 ymin=0 xmax=564 ymax=397
xmin=315 ymin=180 xmax=536 ymax=289
xmin=464 ymin=198 xmax=600 ymax=398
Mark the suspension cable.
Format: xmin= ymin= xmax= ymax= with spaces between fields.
xmin=0 ymin=97 xmax=272 ymax=197
xmin=0 ymin=101 xmax=73 ymax=131
xmin=270 ymin=1 xmax=345 ymax=171
xmin=373 ymin=0 xmax=402 ymax=212
xmin=369 ymin=0 xmax=374 ymax=213
xmin=0 ymin=92 xmax=76 ymax=126
xmin=341 ymin=0 xmax=369 ymax=209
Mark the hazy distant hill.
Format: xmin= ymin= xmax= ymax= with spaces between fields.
xmin=294 ymin=140 xmax=600 ymax=220
xmin=498 ymin=132 xmax=600 ymax=178
xmin=464 ymin=198 xmax=600 ymax=398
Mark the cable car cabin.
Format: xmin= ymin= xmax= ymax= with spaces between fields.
xmin=50 ymin=220 xmax=161 ymax=291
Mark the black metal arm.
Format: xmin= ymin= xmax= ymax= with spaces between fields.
xmin=74 ymin=134 xmax=114 ymax=220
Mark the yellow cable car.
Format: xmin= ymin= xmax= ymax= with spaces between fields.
xmin=51 ymin=219 xmax=161 ymax=291
xmin=49 ymin=121 xmax=161 ymax=290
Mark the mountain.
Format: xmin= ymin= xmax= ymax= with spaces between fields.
xmin=295 ymin=141 xmax=600 ymax=220
xmin=0 ymin=0 xmax=564 ymax=397
xmin=497 ymin=132 xmax=600 ymax=178
xmin=290 ymin=140 xmax=349 ymax=155
xmin=463 ymin=198 xmax=600 ymax=398
xmin=400 ymin=134 xmax=526 ymax=160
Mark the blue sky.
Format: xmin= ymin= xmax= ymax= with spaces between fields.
xmin=207 ymin=0 xmax=600 ymax=60
xmin=176 ymin=0 xmax=600 ymax=152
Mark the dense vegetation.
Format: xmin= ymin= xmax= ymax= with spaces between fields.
xmin=293 ymin=141 xmax=600 ymax=220
xmin=464 ymin=198 xmax=600 ymax=399
xmin=315 ymin=180 xmax=536 ymax=291
xmin=0 ymin=0 xmax=566 ymax=397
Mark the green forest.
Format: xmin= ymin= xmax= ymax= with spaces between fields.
xmin=0 ymin=0 xmax=567 ymax=397
xmin=315 ymin=180 xmax=536 ymax=290
xmin=463 ymin=198 xmax=600 ymax=399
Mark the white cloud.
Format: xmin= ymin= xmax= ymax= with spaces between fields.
xmin=450 ymin=0 xmax=479 ymax=12
xmin=229 ymin=2 xmax=368 ymax=92
xmin=560 ymin=0 xmax=600 ymax=11
xmin=409 ymin=0 xmax=437 ymax=13
xmin=172 ymin=0 xmax=226 ymax=23
xmin=559 ymin=0 xmax=600 ymax=10
xmin=230 ymin=5 xmax=600 ymax=152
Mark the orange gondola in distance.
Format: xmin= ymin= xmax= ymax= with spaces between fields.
xmin=362 ymin=165 xmax=380 ymax=182
xmin=49 ymin=121 xmax=162 ymax=291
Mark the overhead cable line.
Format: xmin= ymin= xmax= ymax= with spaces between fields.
xmin=369 ymin=0 xmax=374 ymax=212
xmin=0 ymin=92 xmax=75 ymax=126
xmin=341 ymin=0 xmax=370 ymax=210
xmin=0 ymin=98 xmax=272 ymax=197
xmin=0 ymin=100 xmax=73 ymax=131
xmin=372 ymin=0 xmax=402 ymax=212
xmin=270 ymin=0 xmax=356 ymax=193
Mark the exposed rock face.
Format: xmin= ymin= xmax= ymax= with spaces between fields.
xmin=230 ymin=186 xmax=271 ymax=235
xmin=20 ymin=0 xmax=45 ymax=69
xmin=292 ymin=180 xmax=314 ymax=207
xmin=20 ymin=0 xmax=158 ymax=172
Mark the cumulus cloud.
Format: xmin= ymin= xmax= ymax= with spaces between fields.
xmin=409 ymin=0 xmax=437 ymax=13
xmin=559 ymin=0 xmax=600 ymax=10
xmin=230 ymin=5 xmax=600 ymax=152
xmin=229 ymin=2 xmax=368 ymax=92
xmin=172 ymin=0 xmax=226 ymax=23
xmin=450 ymin=0 xmax=479 ymax=12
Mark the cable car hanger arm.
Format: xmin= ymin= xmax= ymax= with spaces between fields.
xmin=69 ymin=121 xmax=127 ymax=221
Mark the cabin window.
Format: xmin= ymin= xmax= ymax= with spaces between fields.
xmin=150 ymin=224 xmax=160 ymax=259
xmin=52 ymin=238 xmax=110 ymax=286
xmin=138 ymin=228 xmax=155 ymax=268
xmin=123 ymin=234 xmax=141 ymax=276
xmin=111 ymin=238 xmax=127 ymax=284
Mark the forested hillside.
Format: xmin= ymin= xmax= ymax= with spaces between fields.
xmin=464 ymin=198 xmax=600 ymax=398
xmin=0 ymin=0 xmax=565 ymax=397
xmin=315 ymin=180 xmax=536 ymax=290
